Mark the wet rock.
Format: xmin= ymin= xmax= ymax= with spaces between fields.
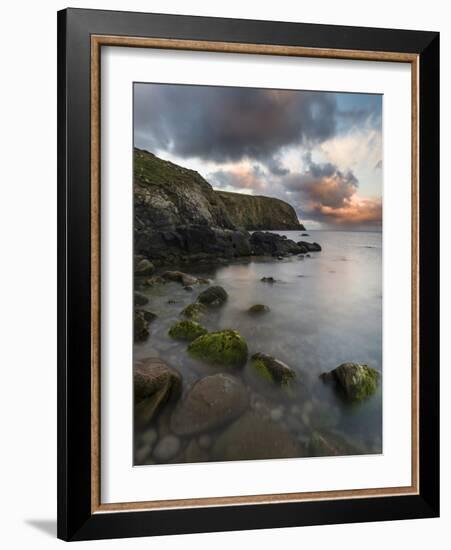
xmin=309 ymin=430 xmax=364 ymax=457
xmin=301 ymin=233 xmax=310 ymax=236
xmin=162 ymin=270 xmax=198 ymax=287
xmin=188 ymin=330 xmax=248 ymax=368
xmin=197 ymin=285 xmax=228 ymax=307
xmin=247 ymin=304 xmax=270 ymax=315
xmin=134 ymin=359 xmax=182 ymax=427
xmin=250 ymin=353 xmax=297 ymax=387
xmin=211 ymin=411 xmax=302 ymax=461
xmin=140 ymin=428 xmax=158 ymax=447
xmin=198 ymin=434 xmax=213 ymax=449
xmin=261 ymin=276 xmax=276 ymax=283
xmin=153 ymin=435 xmax=181 ymax=462
xmin=297 ymin=241 xmax=322 ymax=252
xmin=135 ymin=258 xmax=155 ymax=276
xmin=135 ymin=443 xmax=153 ymax=464
xmin=134 ymin=310 xmax=155 ymax=342
xmin=250 ymin=231 xmax=302 ymax=256
xmin=320 ymin=363 xmax=379 ymax=401
xmin=270 ymin=407 xmax=284 ymax=422
xmin=168 ymin=320 xmax=208 ymax=342
xmin=184 ymin=286 xmax=193 ymax=292
xmin=183 ymin=439 xmax=210 ymax=463
xmin=181 ymin=302 xmax=207 ymax=321
xmin=134 ymin=291 xmax=149 ymax=306
xmin=171 ymin=373 xmax=248 ymax=435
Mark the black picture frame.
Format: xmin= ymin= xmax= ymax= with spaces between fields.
xmin=57 ymin=7 xmax=439 ymax=541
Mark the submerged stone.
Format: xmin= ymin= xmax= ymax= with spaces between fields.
xmin=161 ymin=270 xmax=198 ymax=286
xmin=250 ymin=352 xmax=296 ymax=387
xmin=168 ymin=320 xmax=207 ymax=342
xmin=188 ymin=329 xmax=248 ymax=368
xmin=320 ymin=362 xmax=379 ymax=401
xmin=211 ymin=411 xmax=302 ymax=461
xmin=261 ymin=276 xmax=276 ymax=283
xmin=134 ymin=309 xmax=156 ymax=342
xmin=171 ymin=373 xmax=248 ymax=435
xmin=135 ymin=258 xmax=155 ymax=276
xmin=134 ymin=291 xmax=149 ymax=306
xmin=309 ymin=430 xmax=364 ymax=457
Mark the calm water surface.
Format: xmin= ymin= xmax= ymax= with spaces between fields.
xmin=135 ymin=230 xmax=382 ymax=460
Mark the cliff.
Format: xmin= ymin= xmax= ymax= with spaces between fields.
xmin=133 ymin=148 xmax=308 ymax=264
xmin=215 ymin=191 xmax=303 ymax=230
xmin=134 ymin=148 xmax=303 ymax=231
xmin=134 ymin=148 xmax=234 ymax=230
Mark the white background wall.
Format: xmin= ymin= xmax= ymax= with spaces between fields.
xmin=0 ymin=0 xmax=448 ymax=547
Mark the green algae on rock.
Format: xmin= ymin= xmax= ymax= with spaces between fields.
xmin=188 ymin=329 xmax=248 ymax=368
xmin=247 ymin=304 xmax=270 ymax=315
xmin=168 ymin=320 xmax=207 ymax=342
xmin=250 ymin=352 xmax=296 ymax=387
xmin=181 ymin=302 xmax=207 ymax=321
xmin=320 ymin=362 xmax=379 ymax=401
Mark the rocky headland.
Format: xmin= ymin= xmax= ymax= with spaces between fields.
xmin=134 ymin=148 xmax=315 ymax=265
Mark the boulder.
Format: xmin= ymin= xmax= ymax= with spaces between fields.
xmin=135 ymin=258 xmax=155 ymax=276
xmin=134 ymin=309 xmax=156 ymax=342
xmin=168 ymin=320 xmax=208 ymax=342
xmin=171 ymin=373 xmax=249 ymax=435
xmin=161 ymin=270 xmax=198 ymax=286
xmin=211 ymin=411 xmax=302 ymax=461
xmin=320 ymin=363 xmax=379 ymax=401
xmin=297 ymin=241 xmax=322 ymax=252
xmin=181 ymin=302 xmax=207 ymax=321
xmin=250 ymin=353 xmax=297 ymax=387
xmin=197 ymin=285 xmax=228 ymax=307
xmin=134 ymin=358 xmax=182 ymax=427
xmin=250 ymin=231 xmax=302 ymax=256
xmin=188 ymin=330 xmax=248 ymax=368
xmin=247 ymin=304 xmax=270 ymax=315
xmin=153 ymin=435 xmax=182 ymax=462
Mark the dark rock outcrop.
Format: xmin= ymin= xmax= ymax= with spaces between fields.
xmin=133 ymin=149 xmax=309 ymax=264
xmin=216 ymin=190 xmax=304 ymax=230
xmin=250 ymin=231 xmax=303 ymax=256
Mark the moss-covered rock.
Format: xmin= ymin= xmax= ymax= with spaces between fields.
xmin=181 ymin=302 xmax=207 ymax=321
xmin=247 ymin=304 xmax=270 ymax=315
xmin=168 ymin=320 xmax=207 ymax=342
xmin=250 ymin=352 xmax=296 ymax=387
xmin=320 ymin=362 xmax=379 ymax=401
xmin=197 ymin=285 xmax=228 ymax=307
xmin=188 ymin=329 xmax=248 ymax=368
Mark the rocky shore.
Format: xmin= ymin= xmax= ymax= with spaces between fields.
xmin=133 ymin=148 xmax=380 ymax=465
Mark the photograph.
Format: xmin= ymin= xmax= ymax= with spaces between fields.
xmin=132 ymin=83 xmax=383 ymax=465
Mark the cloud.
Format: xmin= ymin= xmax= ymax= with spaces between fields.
xmin=278 ymin=154 xmax=382 ymax=228
xmin=209 ymin=164 xmax=267 ymax=192
xmin=134 ymin=84 xmax=338 ymax=166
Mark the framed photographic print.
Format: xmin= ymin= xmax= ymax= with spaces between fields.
xmin=57 ymin=8 xmax=440 ymax=541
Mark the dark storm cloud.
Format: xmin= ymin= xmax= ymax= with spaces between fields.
xmin=134 ymin=84 xmax=338 ymax=165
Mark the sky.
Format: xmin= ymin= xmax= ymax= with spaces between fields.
xmin=134 ymin=83 xmax=382 ymax=231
